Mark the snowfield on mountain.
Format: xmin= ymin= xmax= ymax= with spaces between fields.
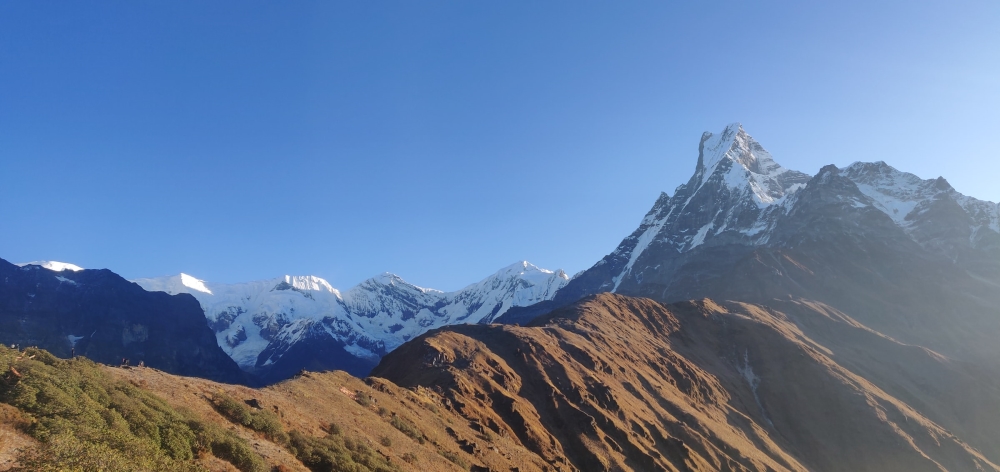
xmin=133 ymin=261 xmax=568 ymax=379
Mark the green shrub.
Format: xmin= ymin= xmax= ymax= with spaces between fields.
xmin=379 ymin=435 xmax=392 ymax=447
xmin=355 ymin=391 xmax=373 ymax=408
xmin=288 ymin=429 xmax=399 ymax=472
xmin=13 ymin=433 xmax=190 ymax=472
xmin=440 ymin=450 xmax=470 ymax=470
xmin=211 ymin=393 xmax=289 ymax=445
xmin=323 ymin=421 xmax=342 ymax=435
xmin=209 ymin=432 xmax=269 ymax=472
xmin=0 ymin=346 xmax=265 ymax=472
xmin=187 ymin=420 xmax=269 ymax=472
xmin=388 ymin=414 xmax=425 ymax=444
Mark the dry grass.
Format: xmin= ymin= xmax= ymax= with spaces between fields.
xmin=104 ymin=366 xmax=549 ymax=471
xmin=0 ymin=404 xmax=35 ymax=472
xmin=375 ymin=293 xmax=1000 ymax=472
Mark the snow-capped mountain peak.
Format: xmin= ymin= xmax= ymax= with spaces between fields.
xmin=15 ymin=261 xmax=84 ymax=272
xmin=494 ymin=260 xmax=568 ymax=280
xmin=600 ymin=124 xmax=814 ymax=292
xmin=693 ymin=122 xmax=807 ymax=208
xmin=277 ymin=275 xmax=338 ymax=294
xmin=365 ymin=272 xmax=441 ymax=294
xmin=373 ymin=272 xmax=401 ymax=285
xmin=697 ymin=122 xmax=744 ymax=174
xmin=133 ymin=261 xmax=569 ymax=378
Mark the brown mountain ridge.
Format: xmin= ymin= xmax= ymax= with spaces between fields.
xmin=374 ymin=293 xmax=1000 ymax=472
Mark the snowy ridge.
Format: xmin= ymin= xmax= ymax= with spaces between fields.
xmin=841 ymin=162 xmax=942 ymax=227
xmin=15 ymin=261 xmax=84 ymax=272
xmin=694 ymin=123 xmax=802 ymax=207
xmin=841 ymin=161 xmax=1000 ymax=236
xmin=133 ymin=261 xmax=569 ymax=372
xmin=447 ymin=261 xmax=569 ymax=323
xmin=958 ymin=196 xmax=1000 ymax=234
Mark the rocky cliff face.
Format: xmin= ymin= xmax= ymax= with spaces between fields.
xmin=0 ymin=259 xmax=247 ymax=385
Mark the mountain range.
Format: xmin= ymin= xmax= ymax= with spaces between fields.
xmin=548 ymin=123 xmax=999 ymax=301
xmin=544 ymin=124 xmax=1000 ymax=367
xmin=131 ymin=261 xmax=568 ymax=382
xmin=4 ymin=123 xmax=1000 ymax=471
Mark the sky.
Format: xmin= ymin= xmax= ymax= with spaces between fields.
xmin=1 ymin=1 xmax=998 ymax=290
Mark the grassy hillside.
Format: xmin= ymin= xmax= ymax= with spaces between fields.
xmin=0 ymin=345 xmax=548 ymax=471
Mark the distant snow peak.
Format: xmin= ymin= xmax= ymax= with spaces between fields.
xmin=179 ymin=273 xmax=212 ymax=294
xmin=15 ymin=261 xmax=84 ymax=272
xmin=695 ymin=123 xmax=806 ymax=208
xmin=503 ymin=260 xmax=534 ymax=272
xmin=133 ymin=260 xmax=569 ymax=371
xmin=280 ymin=275 xmax=337 ymax=294
xmin=374 ymin=272 xmax=403 ymax=285
xmin=496 ymin=260 xmax=562 ymax=278
xmin=367 ymin=272 xmax=427 ymax=292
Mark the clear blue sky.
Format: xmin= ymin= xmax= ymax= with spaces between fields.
xmin=2 ymin=1 xmax=998 ymax=290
